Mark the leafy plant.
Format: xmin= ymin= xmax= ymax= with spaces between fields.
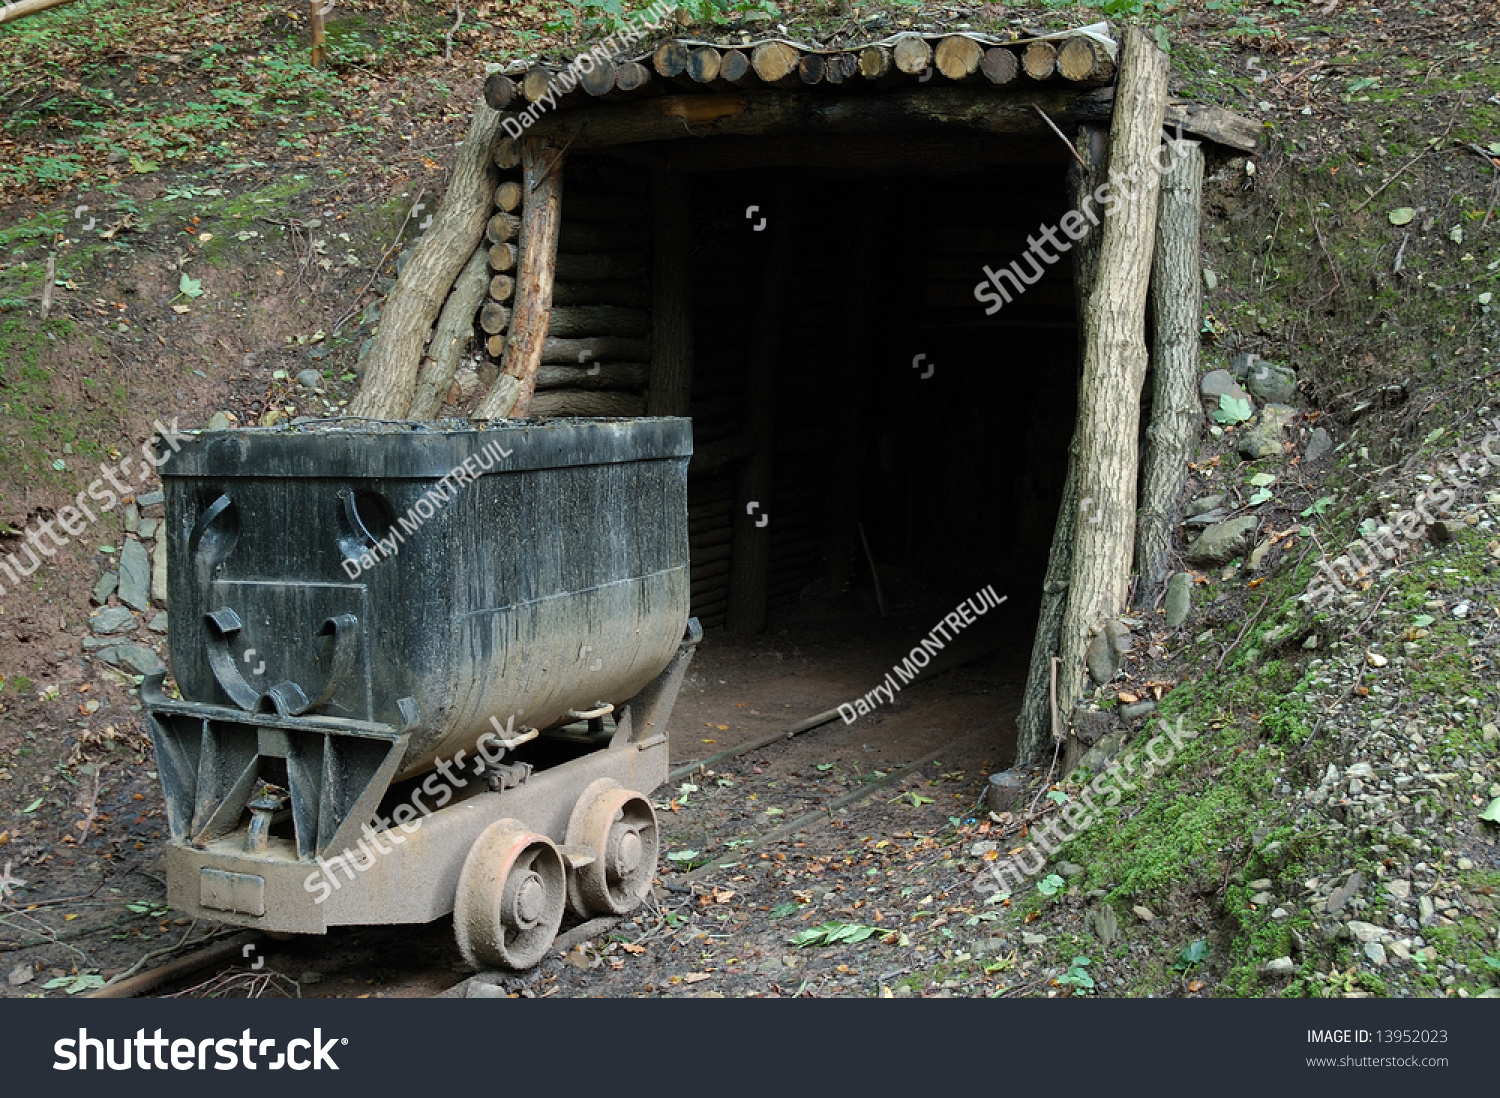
xmin=1057 ymin=956 xmax=1095 ymax=993
xmin=789 ymin=922 xmax=880 ymax=948
xmin=1213 ymin=393 xmax=1253 ymax=425
xmin=1175 ymin=939 xmax=1209 ymax=971
xmin=1037 ymin=873 xmax=1066 ymax=897
xmin=44 ymin=972 xmax=106 ymax=994
xmin=1301 ymin=496 xmax=1334 ymax=518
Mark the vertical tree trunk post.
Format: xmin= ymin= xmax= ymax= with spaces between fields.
xmin=1135 ymin=139 xmax=1206 ymax=602
xmin=647 ymin=166 xmax=693 ymax=416
xmin=408 ymin=245 xmax=490 ymax=420
xmin=1016 ymin=123 xmax=1106 ymax=763
xmin=471 ymin=137 xmax=566 ymax=420
xmin=726 ymin=184 xmax=795 ymax=633
xmin=1055 ymin=26 xmax=1169 ymax=724
xmin=347 ymin=100 xmax=502 ymax=419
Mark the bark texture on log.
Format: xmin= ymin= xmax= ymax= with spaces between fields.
xmin=541 ymin=336 xmax=650 ymax=364
xmin=348 ymin=99 xmax=502 ymax=419
xmin=648 ymin=168 xmax=693 ymax=416
xmin=1055 ymin=27 xmax=1169 ymax=723
xmin=471 ymin=137 xmax=564 ymax=420
xmin=528 ymin=87 xmax=1115 ymax=147
xmin=544 ymin=305 xmax=649 ymax=338
xmin=529 ymin=389 xmax=646 ymax=417
xmin=0 ymin=0 xmax=79 ymax=23
xmin=536 ymin=362 xmax=647 ymax=391
xmin=408 ymin=246 xmax=489 ymax=420
xmin=1136 ymin=139 xmax=1205 ymax=603
xmin=551 ymin=279 xmax=649 ymax=308
xmin=1016 ymin=123 xmax=1106 ymax=763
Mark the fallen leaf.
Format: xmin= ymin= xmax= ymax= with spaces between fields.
xmin=620 ymin=942 xmax=647 ymax=955
xmin=683 ymin=972 xmax=711 ymax=983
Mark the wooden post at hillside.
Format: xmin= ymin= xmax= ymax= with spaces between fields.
xmin=347 ymin=101 xmax=502 ymax=419
xmin=1135 ymin=139 xmax=1206 ymax=603
xmin=0 ymin=0 xmax=81 ymax=24
xmin=1016 ymin=123 xmax=1106 ymax=764
xmin=472 ymin=137 xmax=565 ymax=420
xmin=1053 ymin=27 xmax=1169 ymax=729
xmin=647 ymin=167 xmax=693 ymax=416
xmin=309 ymin=0 xmax=327 ymax=68
xmin=726 ymin=184 xmax=795 ymax=633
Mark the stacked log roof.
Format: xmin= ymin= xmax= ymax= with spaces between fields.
xmin=482 ymin=23 xmax=1257 ymax=152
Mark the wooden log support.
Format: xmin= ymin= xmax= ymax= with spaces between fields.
xmin=493 ymin=138 xmax=520 ymax=170
xmin=544 ymin=305 xmax=650 ymax=338
xmin=823 ymin=54 xmax=858 ymax=85
xmin=981 ymin=46 xmax=1020 ymax=86
xmin=688 ymin=46 xmax=722 ymax=84
xmin=562 ymin=191 xmax=641 ymax=221
xmin=347 ymin=99 xmax=503 ymax=420
xmin=479 ymin=302 xmax=511 ymax=334
xmin=541 ymin=335 xmax=650 ymax=365
xmin=1055 ymin=27 xmax=1169 ymax=728
xmin=1058 ymin=37 xmax=1117 ymax=85
xmin=1016 ymin=124 xmax=1109 ymax=762
xmin=529 ymin=390 xmax=645 ymax=417
xmin=555 ymin=252 xmax=648 ymax=281
xmin=494 ymin=180 xmax=522 ymax=212
xmin=528 ymin=86 xmax=1116 ymax=148
xmin=1136 ymin=139 xmax=1205 ymax=603
xmin=935 ymin=35 xmax=985 ymax=82
xmin=551 ymin=279 xmax=650 ymax=308
xmin=727 ymin=182 xmax=795 ymax=634
xmin=614 ymin=61 xmax=654 ymax=94
xmin=472 ymin=137 xmax=565 ymax=420
xmin=719 ymin=49 xmax=756 ymax=86
xmin=522 ymin=66 xmax=554 ymax=103
xmin=797 ymin=52 xmax=825 ymax=86
xmin=752 ymin=41 xmax=803 ymax=87
xmin=557 ymin=219 xmax=648 ymax=251
xmin=892 ymin=33 xmax=932 ymax=76
xmin=648 ymin=167 xmax=693 ymax=417
xmin=408 ymin=246 xmax=490 ymax=420
xmin=535 ymin=362 xmax=648 ymax=392
xmin=1022 ymin=39 xmax=1058 ymax=81
xmin=580 ymin=57 xmax=619 ymax=98
xmin=859 ymin=45 xmax=894 ymax=81
xmin=652 ymin=40 xmax=691 ymax=80
xmin=489 ymin=274 xmax=515 ymax=302
xmin=485 ymin=211 xmax=520 ymax=244
xmin=483 ymin=73 xmax=518 ymax=112
xmin=488 ymin=242 xmax=518 ymax=271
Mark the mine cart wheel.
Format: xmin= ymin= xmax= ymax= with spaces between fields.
xmin=565 ymin=780 xmax=660 ymax=916
xmin=454 ymin=820 xmax=567 ymax=971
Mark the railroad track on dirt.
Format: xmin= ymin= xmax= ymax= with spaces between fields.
xmin=87 ymin=685 xmax=1001 ymax=1000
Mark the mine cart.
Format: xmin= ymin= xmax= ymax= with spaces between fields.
xmin=143 ymin=418 xmax=695 ymax=969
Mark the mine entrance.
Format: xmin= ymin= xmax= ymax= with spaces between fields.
xmin=584 ymin=136 xmax=1079 ymax=766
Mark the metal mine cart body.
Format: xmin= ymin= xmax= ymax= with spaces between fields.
xmin=144 ymin=418 xmax=697 ymax=969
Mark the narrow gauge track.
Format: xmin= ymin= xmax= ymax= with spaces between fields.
xmin=117 ymin=667 xmax=1006 ymax=999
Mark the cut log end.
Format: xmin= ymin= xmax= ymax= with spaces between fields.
xmin=980 ymin=47 xmax=1020 ymax=86
xmin=719 ymin=49 xmax=753 ymax=85
xmin=934 ymin=35 xmax=984 ymax=82
xmin=653 ymin=40 xmax=690 ymax=78
xmin=797 ymin=53 xmax=824 ymax=85
xmin=858 ymin=46 xmax=892 ymax=80
xmin=485 ymin=211 xmax=520 ymax=245
xmin=892 ymin=34 xmax=933 ymax=76
xmin=1022 ymin=40 xmax=1059 ymax=81
xmin=488 ymin=243 xmax=518 ymax=272
xmin=614 ymin=61 xmax=653 ymax=94
xmin=751 ymin=41 xmax=801 ymax=85
xmin=493 ymin=137 xmax=520 ymax=170
xmin=1058 ymin=37 xmax=1117 ymax=84
xmin=489 ymin=274 xmax=515 ymax=302
xmin=479 ymin=302 xmax=512 ymax=335
xmin=688 ymin=46 xmax=722 ymax=84
xmin=495 ymin=180 xmax=523 ymax=212
xmin=580 ymin=58 xmax=617 ymax=97
xmin=483 ymin=73 xmax=517 ymax=112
